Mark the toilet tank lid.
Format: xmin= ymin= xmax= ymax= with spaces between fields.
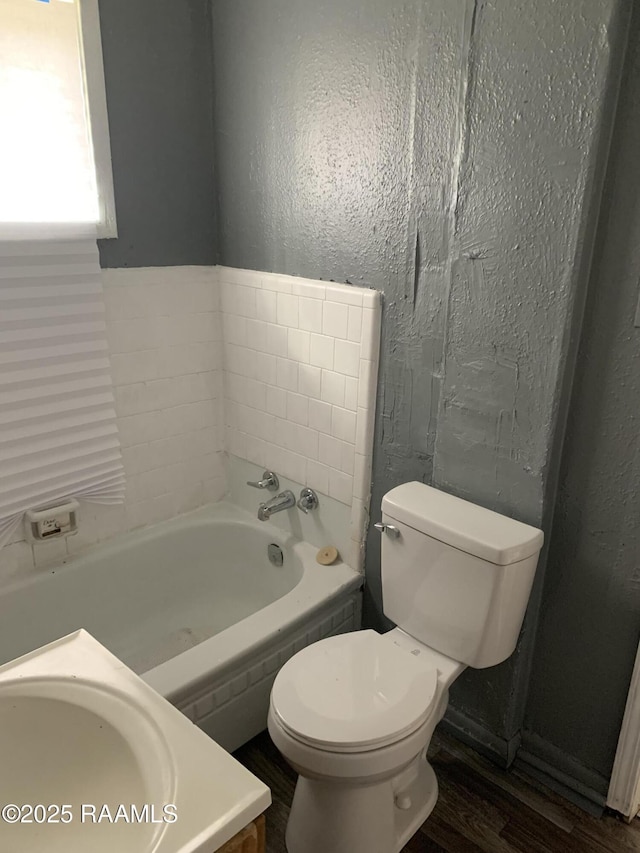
xmin=382 ymin=482 xmax=544 ymax=565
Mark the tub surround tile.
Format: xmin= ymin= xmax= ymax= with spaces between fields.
xmin=0 ymin=265 xmax=378 ymax=585
xmin=0 ymin=266 xmax=225 ymax=586
xmin=219 ymin=267 xmax=381 ymax=568
xmin=0 ymin=541 xmax=36 ymax=583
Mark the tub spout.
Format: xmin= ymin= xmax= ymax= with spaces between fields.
xmin=257 ymin=490 xmax=296 ymax=521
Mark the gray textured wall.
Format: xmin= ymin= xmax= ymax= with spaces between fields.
xmin=211 ymin=0 xmax=624 ymax=754
xmin=97 ymin=0 xmax=217 ymax=268
xmin=524 ymin=7 xmax=640 ymax=792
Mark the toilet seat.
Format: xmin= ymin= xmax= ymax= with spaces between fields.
xmin=270 ymin=630 xmax=439 ymax=753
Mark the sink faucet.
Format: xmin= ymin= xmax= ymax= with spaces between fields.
xmin=257 ymin=490 xmax=296 ymax=521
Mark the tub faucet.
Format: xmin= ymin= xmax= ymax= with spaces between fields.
xmin=258 ymin=490 xmax=296 ymax=521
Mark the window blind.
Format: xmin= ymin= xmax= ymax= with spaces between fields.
xmin=0 ymin=231 xmax=125 ymax=548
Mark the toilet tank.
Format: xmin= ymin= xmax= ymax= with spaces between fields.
xmin=380 ymin=483 xmax=544 ymax=669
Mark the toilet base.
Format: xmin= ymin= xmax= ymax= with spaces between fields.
xmin=285 ymin=754 xmax=438 ymax=853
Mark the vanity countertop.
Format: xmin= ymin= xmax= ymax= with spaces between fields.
xmin=0 ymin=630 xmax=271 ymax=853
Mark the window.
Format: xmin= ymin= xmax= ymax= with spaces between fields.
xmin=0 ymin=0 xmax=116 ymax=235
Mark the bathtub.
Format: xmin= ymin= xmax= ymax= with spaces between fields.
xmin=0 ymin=502 xmax=363 ymax=751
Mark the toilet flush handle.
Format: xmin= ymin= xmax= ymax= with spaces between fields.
xmin=374 ymin=522 xmax=400 ymax=540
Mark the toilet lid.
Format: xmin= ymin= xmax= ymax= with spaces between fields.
xmin=270 ymin=630 xmax=439 ymax=752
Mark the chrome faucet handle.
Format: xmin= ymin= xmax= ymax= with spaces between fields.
xmin=247 ymin=470 xmax=279 ymax=491
xmin=297 ymin=487 xmax=319 ymax=514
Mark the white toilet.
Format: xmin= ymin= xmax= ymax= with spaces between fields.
xmin=268 ymin=482 xmax=544 ymax=853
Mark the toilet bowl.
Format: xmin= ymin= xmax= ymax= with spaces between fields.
xmin=268 ymin=629 xmax=464 ymax=853
xmin=268 ymin=482 xmax=544 ymax=853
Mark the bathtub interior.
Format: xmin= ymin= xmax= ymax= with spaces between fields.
xmin=0 ymin=515 xmax=305 ymax=674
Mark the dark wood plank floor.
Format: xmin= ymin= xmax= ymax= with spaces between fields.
xmin=234 ymin=729 xmax=640 ymax=853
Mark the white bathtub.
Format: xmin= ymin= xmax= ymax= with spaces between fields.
xmin=0 ymin=502 xmax=363 ymax=751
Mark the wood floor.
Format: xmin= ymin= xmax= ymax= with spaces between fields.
xmin=233 ymin=729 xmax=640 ymax=853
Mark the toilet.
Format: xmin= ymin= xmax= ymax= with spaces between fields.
xmin=267 ymin=482 xmax=544 ymax=853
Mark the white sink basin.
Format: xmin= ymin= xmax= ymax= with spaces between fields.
xmin=0 ymin=678 xmax=174 ymax=853
xmin=0 ymin=631 xmax=270 ymax=853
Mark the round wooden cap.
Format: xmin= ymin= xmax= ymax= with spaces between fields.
xmin=316 ymin=546 xmax=339 ymax=565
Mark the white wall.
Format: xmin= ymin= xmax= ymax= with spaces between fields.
xmin=0 ymin=266 xmax=225 ymax=585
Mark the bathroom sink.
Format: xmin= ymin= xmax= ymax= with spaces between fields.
xmin=0 ymin=678 xmax=174 ymax=853
xmin=0 ymin=630 xmax=270 ymax=853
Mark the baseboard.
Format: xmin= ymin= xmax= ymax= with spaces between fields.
xmin=440 ymin=710 xmax=610 ymax=817
xmin=516 ymin=730 xmax=609 ymax=816
xmin=440 ymin=706 xmax=521 ymax=769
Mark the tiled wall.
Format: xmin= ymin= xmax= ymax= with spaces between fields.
xmin=0 ymin=264 xmax=380 ymax=585
xmin=1 ymin=267 xmax=225 ymax=585
xmin=220 ymin=266 xmax=381 ymax=564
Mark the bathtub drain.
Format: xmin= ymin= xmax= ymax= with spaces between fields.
xmin=268 ymin=543 xmax=284 ymax=567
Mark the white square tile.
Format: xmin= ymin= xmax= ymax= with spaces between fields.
xmin=358 ymin=359 xmax=377 ymax=408
xmin=225 ymin=370 xmax=248 ymax=403
xmin=107 ymin=318 xmax=160 ymax=354
xmin=110 ymin=351 xmax=159 ymax=385
xmin=334 ymin=339 xmax=360 ymax=377
xmin=353 ymin=453 xmax=371 ymax=500
xmin=0 ymin=541 xmax=34 ymax=583
xmin=292 ymin=280 xmax=325 ymax=299
xmin=277 ymin=293 xmax=299 ymax=327
xmin=273 ymin=417 xmax=293 ymax=449
xmin=348 ymin=538 xmax=364 ymax=572
xmin=276 ymin=358 xmax=299 ymax=391
xmin=306 ymin=460 xmax=329 ymax=495
xmin=225 ymin=343 xmax=253 ymax=378
xmin=328 ymin=468 xmax=353 ymax=505
xmin=323 ymin=301 xmax=349 ymax=339
xmin=218 ymin=266 xmax=262 ymax=287
xmin=236 ymin=284 xmax=258 ymax=319
xmin=347 ymin=306 xmax=362 ymax=342
xmin=345 ymin=376 xmax=358 ymax=411
xmin=361 ymin=289 xmax=380 ymax=308
xmin=287 ymin=391 xmax=309 ymax=426
xmin=278 ymin=448 xmax=307 ymax=482
xmin=246 ymin=378 xmax=267 ymax=411
xmin=321 ymin=370 xmax=346 ymax=407
xmin=319 ymin=433 xmax=343 ymax=469
xmin=266 ymin=323 xmax=289 ymax=357
xmin=299 ymin=297 xmax=324 ymax=333
xmin=298 ymin=364 xmax=321 ymax=399
xmin=341 ymin=442 xmax=355 ymax=476
xmin=223 ymin=312 xmax=247 ymax=346
xmin=254 ymin=352 xmax=277 ymax=385
xmin=245 ymin=434 xmax=267 ymax=467
xmin=309 ymin=398 xmax=332 ymax=435
xmin=324 ymin=283 xmax=364 ymax=306
xmin=350 ymin=498 xmax=367 ymax=538
xmin=290 ymin=424 xmax=319 ymax=459
xmin=266 ymin=385 xmax=287 ymax=416
xmin=245 ymin=318 xmax=268 ymax=352
xmin=309 ymin=334 xmax=334 ymax=369
xmin=361 ymin=306 xmax=381 ymax=360
xmin=288 ymin=328 xmax=310 ymax=363
xmin=256 ymin=289 xmax=277 ymax=323
xmin=355 ymin=406 xmax=374 ymax=453
xmin=32 ymin=538 xmax=68 ymax=569
xmin=262 ymin=273 xmax=292 ymax=294
xmin=226 ymin=426 xmax=247 ymax=459
xmin=221 ymin=282 xmax=238 ymax=316
xmin=331 ymin=406 xmax=357 ymax=444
